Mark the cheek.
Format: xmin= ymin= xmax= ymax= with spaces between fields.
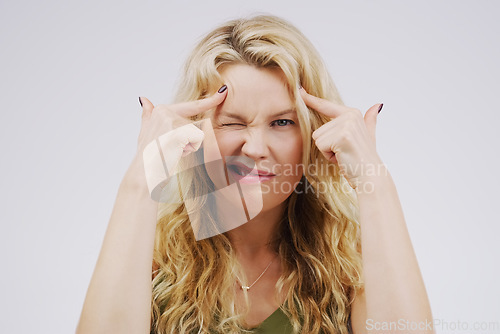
xmin=212 ymin=131 xmax=241 ymax=156
xmin=201 ymin=120 xmax=222 ymax=163
xmin=288 ymin=139 xmax=304 ymax=177
xmin=202 ymin=123 xmax=247 ymax=188
xmin=283 ymin=132 xmax=303 ymax=164
xmin=201 ymin=121 xmax=227 ymax=188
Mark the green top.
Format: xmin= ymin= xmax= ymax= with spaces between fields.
xmin=248 ymin=300 xmax=352 ymax=334
xmin=246 ymin=302 xmax=293 ymax=333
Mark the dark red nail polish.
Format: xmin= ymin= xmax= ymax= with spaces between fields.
xmin=139 ymin=97 xmax=143 ymax=107
xmin=377 ymin=103 xmax=384 ymax=114
xmin=218 ymin=85 xmax=227 ymax=93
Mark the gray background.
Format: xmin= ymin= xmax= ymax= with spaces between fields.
xmin=1 ymin=0 xmax=499 ymax=333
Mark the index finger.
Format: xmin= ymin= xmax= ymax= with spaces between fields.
xmin=170 ymin=84 xmax=228 ymax=118
xmin=299 ymin=87 xmax=350 ymax=118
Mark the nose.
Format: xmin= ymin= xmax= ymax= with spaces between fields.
xmin=240 ymin=128 xmax=270 ymax=160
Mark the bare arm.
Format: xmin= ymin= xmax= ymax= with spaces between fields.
xmin=76 ymin=89 xmax=228 ymax=334
xmin=297 ymin=87 xmax=433 ymax=333
xmin=76 ymin=155 xmax=158 ymax=334
xmin=351 ymin=164 xmax=434 ymax=334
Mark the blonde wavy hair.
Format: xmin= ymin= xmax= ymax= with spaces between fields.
xmin=150 ymin=13 xmax=364 ymax=334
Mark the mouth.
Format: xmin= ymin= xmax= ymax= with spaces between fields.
xmin=226 ymin=161 xmax=276 ymax=183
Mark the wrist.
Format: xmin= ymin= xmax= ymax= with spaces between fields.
xmin=353 ymin=167 xmax=392 ymax=196
xmin=120 ymin=154 xmax=151 ymax=196
xmin=350 ymin=159 xmax=390 ymax=194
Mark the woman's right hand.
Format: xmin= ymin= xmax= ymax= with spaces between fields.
xmin=129 ymin=85 xmax=228 ymax=198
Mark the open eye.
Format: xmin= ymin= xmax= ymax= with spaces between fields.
xmin=271 ymin=119 xmax=295 ymax=127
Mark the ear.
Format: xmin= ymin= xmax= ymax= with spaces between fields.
xmin=364 ymin=103 xmax=382 ymax=145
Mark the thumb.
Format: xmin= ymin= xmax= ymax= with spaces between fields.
xmin=364 ymin=103 xmax=383 ymax=144
xmin=139 ymin=96 xmax=155 ymax=119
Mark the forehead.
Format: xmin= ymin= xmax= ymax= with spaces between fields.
xmin=218 ymin=108 xmax=297 ymax=120
xmin=216 ymin=64 xmax=295 ymax=117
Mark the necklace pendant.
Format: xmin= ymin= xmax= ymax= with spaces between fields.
xmin=241 ymin=286 xmax=250 ymax=291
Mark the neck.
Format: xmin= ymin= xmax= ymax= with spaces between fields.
xmin=225 ymin=203 xmax=286 ymax=258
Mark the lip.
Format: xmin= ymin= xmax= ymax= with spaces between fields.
xmin=227 ymin=161 xmax=276 ymax=176
xmin=226 ymin=161 xmax=276 ymax=184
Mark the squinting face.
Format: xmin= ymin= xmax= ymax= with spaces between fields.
xmin=202 ymin=63 xmax=303 ymax=216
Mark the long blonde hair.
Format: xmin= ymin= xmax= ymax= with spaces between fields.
xmin=151 ymin=14 xmax=364 ymax=334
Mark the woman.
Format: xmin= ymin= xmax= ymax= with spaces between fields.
xmin=77 ymin=14 xmax=434 ymax=334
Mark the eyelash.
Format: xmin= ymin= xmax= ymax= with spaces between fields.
xmin=221 ymin=119 xmax=295 ymax=127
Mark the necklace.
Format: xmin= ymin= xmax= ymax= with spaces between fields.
xmin=235 ymin=255 xmax=277 ymax=292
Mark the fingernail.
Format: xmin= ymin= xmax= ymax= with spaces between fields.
xmin=377 ymin=103 xmax=384 ymax=114
xmin=139 ymin=97 xmax=143 ymax=107
xmin=218 ymin=84 xmax=228 ymax=93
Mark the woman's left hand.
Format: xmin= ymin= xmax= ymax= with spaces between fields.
xmin=299 ymin=87 xmax=384 ymax=189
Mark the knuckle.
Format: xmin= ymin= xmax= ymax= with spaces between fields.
xmin=338 ymin=131 xmax=350 ymax=143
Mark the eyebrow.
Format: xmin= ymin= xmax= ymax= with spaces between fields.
xmin=218 ymin=109 xmax=297 ymax=120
